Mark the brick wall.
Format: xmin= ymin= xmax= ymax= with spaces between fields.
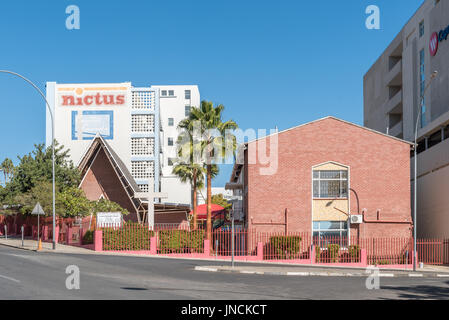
xmin=246 ymin=117 xmax=412 ymax=238
xmin=80 ymin=148 xmax=138 ymax=221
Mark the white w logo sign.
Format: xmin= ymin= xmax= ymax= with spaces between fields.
xmin=430 ymin=33 xmax=439 ymax=56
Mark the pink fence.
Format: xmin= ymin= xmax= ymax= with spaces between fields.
xmin=3 ymin=215 xmax=449 ymax=267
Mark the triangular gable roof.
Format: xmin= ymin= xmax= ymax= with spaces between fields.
xmin=247 ymin=116 xmax=414 ymax=146
xmin=228 ymin=116 xmax=413 ymax=184
xmin=77 ymin=135 xmax=142 ymax=212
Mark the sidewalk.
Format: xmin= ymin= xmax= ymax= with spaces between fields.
xmin=194 ymin=264 xmax=449 ymax=278
xmin=3 ymin=237 xmax=449 ymax=278
xmin=0 ymin=237 xmax=97 ymax=255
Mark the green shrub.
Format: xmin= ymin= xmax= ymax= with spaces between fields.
xmin=158 ymin=229 xmax=205 ymax=254
xmin=348 ymin=245 xmax=361 ymax=262
xmin=327 ymin=244 xmax=340 ymax=262
xmin=102 ymin=222 xmax=154 ymax=251
xmin=269 ymin=236 xmax=301 ymax=259
xmin=315 ymin=246 xmax=321 ymax=263
xmin=82 ymin=230 xmax=94 ymax=244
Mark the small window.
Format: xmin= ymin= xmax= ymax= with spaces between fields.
xmin=419 ymin=20 xmax=425 ymax=38
xmin=185 ymin=105 xmax=191 ymax=117
xmin=168 ymin=158 xmax=175 ymax=166
xmin=313 ymin=220 xmax=348 ymax=247
xmin=444 ymin=125 xmax=449 ymax=140
xmin=416 ymin=139 xmax=426 ymax=154
xmin=168 ymin=137 xmax=174 ymax=146
xmin=313 ymin=170 xmax=348 ymax=199
xmin=168 ymin=90 xmax=174 ymax=96
xmin=185 ymin=90 xmax=191 ymax=99
xmin=168 ymin=118 xmax=174 ymax=126
xmin=161 ymin=90 xmax=167 ymax=96
xmin=428 ymin=130 xmax=442 ymax=149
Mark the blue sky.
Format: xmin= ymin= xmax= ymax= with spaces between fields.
xmin=0 ymin=0 xmax=424 ymax=186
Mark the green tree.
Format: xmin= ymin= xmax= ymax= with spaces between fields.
xmin=8 ymin=141 xmax=80 ymax=196
xmin=58 ymin=187 xmax=92 ymax=217
xmin=179 ymin=101 xmax=238 ymax=240
xmin=13 ymin=180 xmax=62 ymax=216
xmin=211 ymin=194 xmax=232 ymax=211
xmin=91 ymin=198 xmax=129 ymax=216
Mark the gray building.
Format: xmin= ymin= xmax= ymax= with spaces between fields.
xmin=364 ymin=0 xmax=449 ymax=238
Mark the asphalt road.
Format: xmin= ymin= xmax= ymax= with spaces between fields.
xmin=1 ymin=245 xmax=449 ymax=300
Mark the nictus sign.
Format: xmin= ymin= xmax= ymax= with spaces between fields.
xmin=57 ymin=86 xmax=127 ymax=107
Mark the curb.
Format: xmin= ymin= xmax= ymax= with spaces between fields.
xmin=194 ymin=266 xmax=449 ymax=278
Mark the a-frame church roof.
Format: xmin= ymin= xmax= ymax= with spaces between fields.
xmin=78 ymin=135 xmax=142 ymax=219
xmin=77 ymin=135 xmax=191 ymax=224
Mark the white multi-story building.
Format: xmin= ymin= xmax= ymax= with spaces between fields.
xmin=45 ymin=82 xmax=200 ymax=206
xmin=150 ymin=85 xmax=200 ymax=205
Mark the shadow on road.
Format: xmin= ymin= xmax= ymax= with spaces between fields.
xmin=382 ymin=281 xmax=449 ymax=299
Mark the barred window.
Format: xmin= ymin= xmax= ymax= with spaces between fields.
xmin=132 ymin=114 xmax=154 ymax=133
xmin=168 ymin=118 xmax=174 ymax=126
xmin=132 ymin=161 xmax=154 ymax=179
xmin=168 ymin=137 xmax=174 ymax=146
xmin=313 ymin=170 xmax=348 ymax=198
xmin=131 ymin=137 xmax=154 ymax=156
xmin=185 ymin=90 xmax=191 ymax=99
xmin=185 ymin=105 xmax=191 ymax=117
xmin=313 ymin=221 xmax=348 ymax=247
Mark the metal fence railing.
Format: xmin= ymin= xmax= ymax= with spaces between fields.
xmin=4 ymin=216 xmax=449 ymax=266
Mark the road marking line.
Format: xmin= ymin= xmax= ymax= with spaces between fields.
xmin=0 ymin=274 xmax=20 ymax=283
xmin=408 ymin=274 xmax=423 ymax=277
xmin=240 ymin=271 xmax=256 ymax=274
xmin=310 ymin=272 xmax=329 ymax=276
xmin=437 ymin=274 xmax=449 ymax=277
xmin=287 ymin=272 xmax=310 ymax=276
xmin=379 ymin=273 xmax=395 ymax=277
xmin=194 ymin=267 xmax=217 ymax=272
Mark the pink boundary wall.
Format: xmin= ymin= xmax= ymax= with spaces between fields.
xmin=91 ymin=235 xmax=416 ymax=270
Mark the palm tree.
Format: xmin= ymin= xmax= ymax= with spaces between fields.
xmin=172 ymin=162 xmax=205 ymax=229
xmin=179 ymin=101 xmax=238 ymax=240
xmin=1 ymin=158 xmax=14 ymax=185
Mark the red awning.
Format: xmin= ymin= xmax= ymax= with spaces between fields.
xmin=189 ymin=204 xmax=226 ymax=220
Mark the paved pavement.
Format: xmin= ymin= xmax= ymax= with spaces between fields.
xmin=1 ymin=244 xmax=449 ymax=299
xmin=195 ymin=265 xmax=449 ymax=278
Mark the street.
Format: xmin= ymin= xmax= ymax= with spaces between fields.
xmin=1 ymin=245 xmax=449 ymax=299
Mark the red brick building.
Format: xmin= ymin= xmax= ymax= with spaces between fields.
xmin=228 ymin=117 xmax=414 ymax=240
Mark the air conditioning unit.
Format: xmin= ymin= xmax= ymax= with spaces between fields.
xmin=350 ymin=215 xmax=363 ymax=224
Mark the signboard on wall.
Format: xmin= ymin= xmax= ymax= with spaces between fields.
xmin=96 ymin=212 xmax=122 ymax=227
xmin=71 ymin=110 xmax=114 ymax=140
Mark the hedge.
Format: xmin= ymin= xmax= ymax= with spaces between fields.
xmin=102 ymin=222 xmax=154 ymax=251
xmin=82 ymin=230 xmax=94 ymax=244
xmin=158 ymin=229 xmax=205 ymax=254
xmin=269 ymin=235 xmax=301 ymax=259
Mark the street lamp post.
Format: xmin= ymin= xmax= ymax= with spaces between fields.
xmin=0 ymin=70 xmax=57 ymax=250
xmin=413 ymin=70 xmax=438 ymax=271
